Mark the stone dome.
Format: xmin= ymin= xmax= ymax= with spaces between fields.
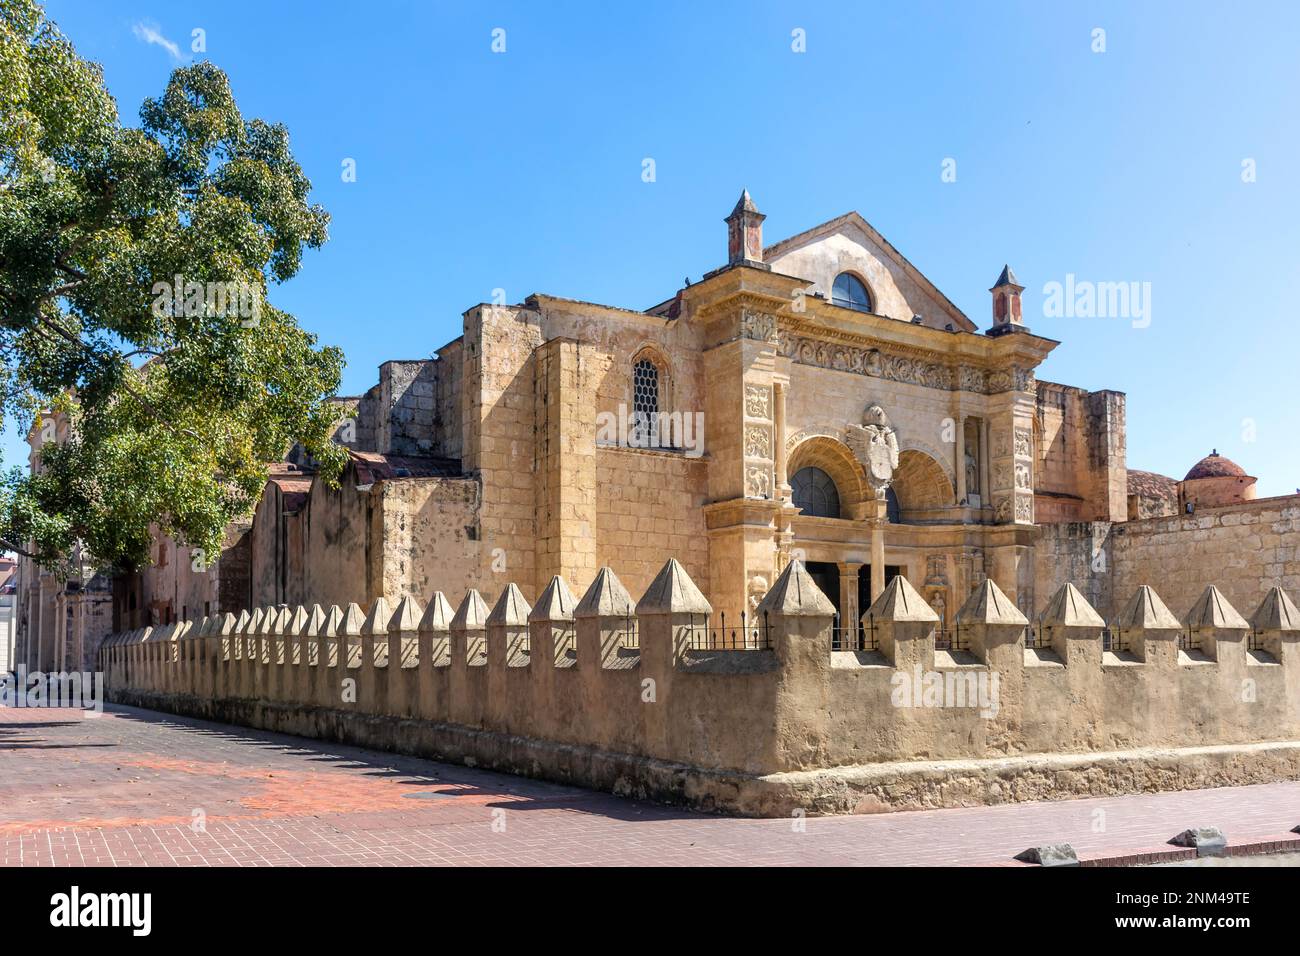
xmin=1184 ymin=450 xmax=1248 ymax=481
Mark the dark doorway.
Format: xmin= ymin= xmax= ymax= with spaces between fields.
xmin=804 ymin=561 xmax=842 ymax=620
xmin=858 ymin=564 xmax=903 ymax=625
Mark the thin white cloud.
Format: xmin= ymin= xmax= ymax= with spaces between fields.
xmin=132 ymin=21 xmax=183 ymax=62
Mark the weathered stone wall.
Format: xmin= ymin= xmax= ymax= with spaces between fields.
xmin=1033 ymin=380 xmax=1126 ymax=524
xmin=99 ymin=560 xmax=1300 ymax=816
xmin=1036 ymin=497 xmax=1300 ymax=620
xmin=371 ymin=477 xmax=482 ymax=604
xmin=594 ymin=446 xmax=710 ymax=600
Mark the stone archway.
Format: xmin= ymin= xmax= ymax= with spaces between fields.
xmin=787 ymin=436 xmax=867 ymax=517
xmin=892 ymin=449 xmax=954 ymax=518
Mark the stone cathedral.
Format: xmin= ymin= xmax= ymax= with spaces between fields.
xmin=16 ymin=191 xmax=1299 ymax=671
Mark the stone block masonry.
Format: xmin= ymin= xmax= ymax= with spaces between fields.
xmin=100 ymin=559 xmax=1300 ymax=816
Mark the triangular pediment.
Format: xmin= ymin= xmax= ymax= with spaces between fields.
xmin=764 ymin=211 xmax=977 ymax=332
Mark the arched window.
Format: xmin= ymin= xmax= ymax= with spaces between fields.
xmin=791 ymin=467 xmax=841 ymax=519
xmin=885 ymin=486 xmax=900 ymax=524
xmin=832 ymin=272 xmax=873 ymax=313
xmin=632 ymin=358 xmax=660 ymax=417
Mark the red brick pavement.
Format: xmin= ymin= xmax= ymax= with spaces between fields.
xmin=3 ymin=705 xmax=1299 ymax=866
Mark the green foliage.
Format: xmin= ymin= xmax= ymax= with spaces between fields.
xmin=0 ymin=0 xmax=347 ymax=571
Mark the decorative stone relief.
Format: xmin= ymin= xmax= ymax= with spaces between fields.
xmin=994 ymin=496 xmax=1012 ymax=523
xmin=745 ymin=465 xmax=771 ymax=498
xmin=747 ymin=576 xmax=769 ymax=612
xmin=991 ymin=429 xmax=1011 ymax=459
xmin=992 ymin=462 xmax=1011 ymax=491
xmin=924 ymin=554 xmax=948 ymax=587
xmin=741 ymin=310 xmax=779 ymax=344
xmin=1014 ymin=427 xmax=1032 ymax=459
xmin=845 ymin=404 xmax=900 ymax=500
xmin=1015 ymin=496 xmax=1034 ymax=522
xmin=744 ymin=424 xmax=772 ymax=459
xmin=743 ymin=384 xmax=771 ymax=419
xmin=1014 ymin=462 xmax=1031 ymax=490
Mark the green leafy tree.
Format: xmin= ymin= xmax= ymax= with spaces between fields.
xmin=0 ymin=0 xmax=347 ymax=571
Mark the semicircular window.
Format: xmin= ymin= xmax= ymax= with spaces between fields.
xmin=831 ymin=272 xmax=873 ymax=313
xmin=791 ymin=466 xmax=841 ymax=519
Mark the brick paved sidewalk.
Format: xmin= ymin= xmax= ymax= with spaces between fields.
xmin=3 ymin=705 xmax=1299 ymax=866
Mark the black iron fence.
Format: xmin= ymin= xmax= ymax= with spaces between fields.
xmin=685 ymin=611 xmax=772 ymax=651
xmin=831 ymin=613 xmax=879 ymax=652
xmin=933 ymin=627 xmax=969 ymax=652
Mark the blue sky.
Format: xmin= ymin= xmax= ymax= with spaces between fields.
xmin=9 ymin=0 xmax=1300 ymax=495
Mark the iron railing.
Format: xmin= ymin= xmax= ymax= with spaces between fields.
xmin=830 ymin=613 xmax=880 ymax=652
xmin=933 ymin=627 xmax=968 ymax=652
xmin=686 ymin=611 xmax=772 ymax=651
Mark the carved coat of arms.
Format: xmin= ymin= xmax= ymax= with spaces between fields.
xmin=845 ymin=403 xmax=899 ymax=499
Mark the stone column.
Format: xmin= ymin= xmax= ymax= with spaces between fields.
xmin=954 ymin=415 xmax=966 ymax=504
xmin=869 ymin=498 xmax=887 ymax=602
xmin=979 ymin=418 xmax=991 ymax=511
xmin=837 ymin=561 xmax=863 ymax=638
xmin=773 ymin=380 xmax=791 ymax=501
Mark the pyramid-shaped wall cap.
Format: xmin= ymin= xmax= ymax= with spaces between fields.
xmin=487 ymin=583 xmax=532 ymax=626
xmin=865 ymin=574 xmax=939 ymax=624
xmin=322 ymin=605 xmax=343 ymax=637
xmin=340 ymin=603 xmax=367 ymax=635
xmin=451 ymin=590 xmax=489 ymax=629
xmin=290 ymin=606 xmax=310 ymax=635
xmin=389 ymin=595 xmax=423 ymax=632
xmin=420 ymin=592 xmax=455 ymax=631
xmin=757 ymin=560 xmax=837 ymax=617
xmin=275 ymin=606 xmax=294 ymax=630
xmin=257 ymin=608 xmax=277 ymax=634
xmin=1250 ymin=586 xmax=1300 ymax=632
xmin=530 ymin=576 xmax=577 ymax=623
xmin=1111 ymin=585 xmax=1182 ymax=630
xmin=574 ymin=567 xmax=634 ymax=619
xmin=637 ymin=559 xmax=713 ymax=616
xmin=217 ymin=613 xmax=238 ymax=635
xmin=957 ymin=578 xmax=1029 ymax=626
xmin=242 ymin=609 xmax=260 ymax=634
xmin=361 ymin=596 xmax=392 ymax=636
xmin=306 ymin=605 xmax=326 ymax=636
xmin=193 ymin=616 xmax=210 ymax=637
xmin=1184 ymin=585 xmax=1249 ymax=630
xmin=1038 ymin=582 xmax=1105 ymax=628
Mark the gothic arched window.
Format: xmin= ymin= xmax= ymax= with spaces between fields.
xmin=632 ymin=358 xmax=660 ymax=417
xmin=832 ymin=272 xmax=873 ymax=313
xmin=791 ymin=467 xmax=841 ymax=519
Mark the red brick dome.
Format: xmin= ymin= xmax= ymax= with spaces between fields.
xmin=1184 ymin=450 xmax=1247 ymax=481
